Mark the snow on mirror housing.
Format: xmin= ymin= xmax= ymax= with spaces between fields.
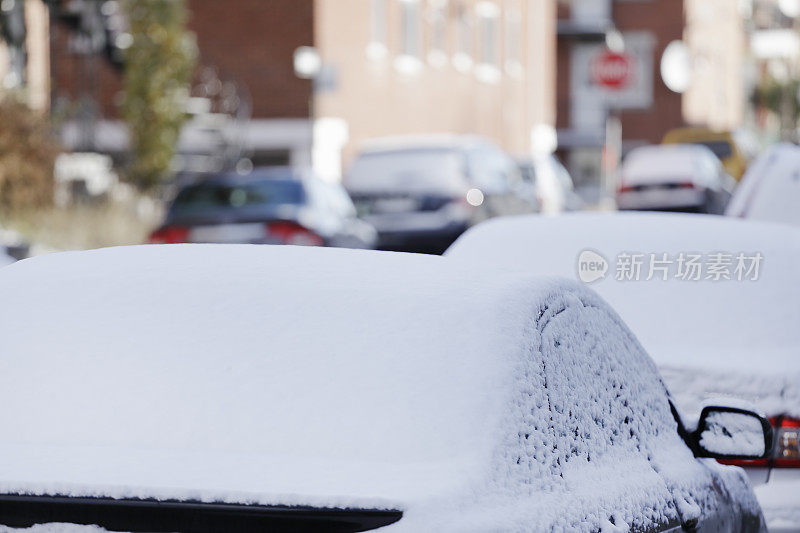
xmin=692 ymin=405 xmax=773 ymax=460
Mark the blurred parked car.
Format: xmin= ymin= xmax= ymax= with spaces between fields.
xmin=345 ymin=135 xmax=537 ymax=254
xmin=0 ymin=225 xmax=29 ymax=266
xmin=0 ymin=246 xmax=14 ymax=267
xmin=446 ymin=212 xmax=800 ymax=532
xmin=663 ymin=127 xmax=749 ymax=180
xmin=726 ymin=143 xmax=800 ymax=227
xmin=617 ymin=144 xmax=735 ymax=214
xmin=0 ymin=244 xmax=767 ymax=531
xmin=517 ymin=154 xmax=584 ymax=214
xmin=149 ymin=167 xmax=377 ymax=249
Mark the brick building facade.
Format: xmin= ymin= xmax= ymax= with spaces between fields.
xmin=50 ymin=0 xmax=557 ymax=181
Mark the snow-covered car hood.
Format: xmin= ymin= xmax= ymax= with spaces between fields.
xmin=446 ymin=212 xmax=800 ymax=418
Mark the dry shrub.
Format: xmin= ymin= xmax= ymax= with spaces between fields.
xmin=0 ymin=96 xmax=58 ymax=211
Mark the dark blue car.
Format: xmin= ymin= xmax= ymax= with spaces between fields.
xmin=150 ymin=168 xmax=377 ymax=249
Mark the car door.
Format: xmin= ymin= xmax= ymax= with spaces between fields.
xmin=537 ymin=291 xmax=764 ymax=532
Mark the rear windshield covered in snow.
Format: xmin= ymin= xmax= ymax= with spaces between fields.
xmin=621 ymin=145 xmax=718 ymax=185
xmin=346 ymin=148 xmax=468 ymax=194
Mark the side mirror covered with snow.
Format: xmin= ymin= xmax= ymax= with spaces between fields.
xmin=692 ymin=405 xmax=773 ymax=460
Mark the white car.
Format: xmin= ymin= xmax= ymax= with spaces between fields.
xmin=446 ymin=212 xmax=800 ymax=532
xmin=0 ymin=244 xmax=766 ymax=531
xmin=617 ymin=144 xmax=734 ymax=213
xmin=727 ymin=143 xmax=800 ymax=227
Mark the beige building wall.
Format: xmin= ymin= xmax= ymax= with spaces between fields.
xmin=314 ymin=0 xmax=556 ymax=172
xmin=0 ymin=0 xmax=50 ymax=110
xmin=682 ymin=0 xmax=745 ymax=131
xmin=24 ymin=0 xmax=50 ymax=111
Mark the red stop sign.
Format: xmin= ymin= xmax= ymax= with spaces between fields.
xmin=591 ymin=51 xmax=633 ymax=89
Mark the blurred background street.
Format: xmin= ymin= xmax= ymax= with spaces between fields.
xmin=0 ymin=0 xmax=799 ymax=255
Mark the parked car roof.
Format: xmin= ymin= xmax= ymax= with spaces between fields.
xmin=622 ymin=144 xmax=721 ymax=186
xmin=0 ymin=244 xmax=740 ymax=530
xmin=355 ymin=134 xmax=491 ymax=153
xmin=446 ymin=212 xmax=800 ymax=418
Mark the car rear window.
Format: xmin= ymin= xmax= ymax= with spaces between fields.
xmin=171 ymin=180 xmax=305 ymax=213
xmin=621 ymin=146 xmax=714 ymax=185
xmin=695 ymin=140 xmax=733 ymax=159
xmin=346 ymin=148 xmax=468 ymax=194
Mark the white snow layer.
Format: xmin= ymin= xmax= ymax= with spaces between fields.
xmin=754 ymin=480 xmax=800 ymax=530
xmin=446 ymin=212 xmax=800 ymax=420
xmin=698 ymin=411 xmax=766 ymax=457
xmin=726 ymin=142 xmax=800 ymax=226
xmin=0 ymin=245 xmax=760 ymax=530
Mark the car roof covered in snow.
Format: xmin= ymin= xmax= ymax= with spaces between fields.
xmin=621 ymin=144 xmax=720 ymax=185
xmin=0 ymin=244 xmax=719 ymax=530
xmin=355 ymin=133 xmax=490 ymax=154
xmin=446 ymin=212 xmax=800 ymax=417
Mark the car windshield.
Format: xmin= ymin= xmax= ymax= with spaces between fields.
xmin=171 ymin=180 xmax=305 ymax=213
xmin=346 ymin=148 xmax=467 ymax=194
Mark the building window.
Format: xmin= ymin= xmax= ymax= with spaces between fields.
xmin=395 ymin=0 xmax=423 ymax=74
xmin=505 ymin=3 xmax=523 ymax=77
xmin=476 ymin=1 xmax=500 ymax=83
xmin=367 ymin=0 xmax=388 ymax=59
xmin=453 ymin=1 xmax=473 ymax=72
xmin=399 ymin=0 xmax=421 ymax=57
xmin=427 ymin=0 xmax=448 ymax=68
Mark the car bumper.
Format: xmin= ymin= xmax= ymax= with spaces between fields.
xmin=376 ymin=224 xmax=468 ymax=253
xmin=616 ymin=189 xmax=706 ymax=211
xmin=363 ymin=212 xmax=469 ymax=253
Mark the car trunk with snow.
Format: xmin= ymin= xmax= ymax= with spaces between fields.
xmin=0 ymin=245 xmax=765 ymax=531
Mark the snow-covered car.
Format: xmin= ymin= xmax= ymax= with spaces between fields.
xmin=726 ymin=143 xmax=800 ymax=227
xmin=0 ymin=245 xmax=768 ymax=532
xmin=617 ymin=144 xmax=735 ymax=214
xmin=445 ymin=212 xmax=800 ymax=532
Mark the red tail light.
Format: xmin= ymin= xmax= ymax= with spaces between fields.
xmin=719 ymin=416 xmax=800 ymax=469
xmin=266 ymin=221 xmax=323 ymax=247
xmin=149 ymin=226 xmax=190 ymax=244
xmin=617 ymin=184 xmax=636 ymax=193
xmin=676 ymin=181 xmax=696 ymax=189
xmin=774 ymin=416 xmax=800 ymax=468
